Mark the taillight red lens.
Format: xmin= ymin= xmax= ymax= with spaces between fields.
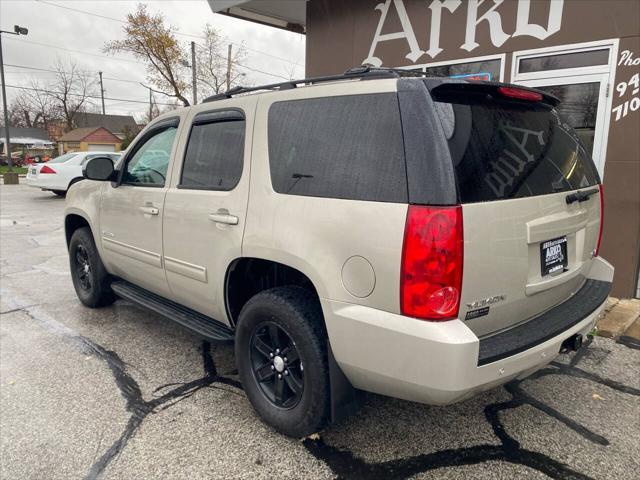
xmin=595 ymin=184 xmax=604 ymax=256
xmin=401 ymin=205 xmax=464 ymax=321
xmin=497 ymin=86 xmax=543 ymax=102
xmin=40 ymin=165 xmax=56 ymax=174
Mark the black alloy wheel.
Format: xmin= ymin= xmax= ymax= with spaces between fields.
xmin=250 ymin=321 xmax=304 ymax=409
xmin=69 ymin=227 xmax=115 ymax=308
xmin=235 ymin=286 xmax=330 ymax=437
xmin=74 ymin=244 xmax=92 ymax=291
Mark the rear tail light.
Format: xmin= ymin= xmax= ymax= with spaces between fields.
xmin=595 ymin=184 xmax=604 ymax=256
xmin=39 ymin=165 xmax=56 ymax=174
xmin=401 ymin=205 xmax=464 ymax=321
xmin=497 ymin=86 xmax=543 ymax=102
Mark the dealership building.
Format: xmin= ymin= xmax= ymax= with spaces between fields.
xmin=210 ymin=0 xmax=640 ymax=298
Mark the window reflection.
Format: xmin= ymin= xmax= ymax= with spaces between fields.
xmin=536 ymin=83 xmax=599 ymax=155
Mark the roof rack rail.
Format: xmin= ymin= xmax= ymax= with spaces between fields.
xmin=202 ymin=66 xmax=430 ymax=103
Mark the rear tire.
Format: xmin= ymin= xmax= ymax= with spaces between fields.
xmin=52 ymin=190 xmax=66 ymax=197
xmin=235 ymin=286 xmax=330 ymax=438
xmin=69 ymin=227 xmax=115 ymax=307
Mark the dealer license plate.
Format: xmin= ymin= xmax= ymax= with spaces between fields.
xmin=540 ymin=236 xmax=568 ymax=276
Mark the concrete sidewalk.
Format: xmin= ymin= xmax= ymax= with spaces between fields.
xmin=597 ymin=297 xmax=640 ymax=347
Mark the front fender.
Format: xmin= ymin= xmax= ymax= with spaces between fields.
xmin=64 ymin=181 xmax=105 ymax=258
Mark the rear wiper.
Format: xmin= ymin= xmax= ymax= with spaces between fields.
xmin=565 ymin=187 xmax=599 ymax=204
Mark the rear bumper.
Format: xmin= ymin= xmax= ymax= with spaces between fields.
xmin=24 ymin=176 xmax=67 ymax=191
xmin=323 ymin=257 xmax=614 ymax=405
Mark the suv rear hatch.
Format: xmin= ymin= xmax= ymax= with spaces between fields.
xmin=402 ymin=80 xmax=603 ymax=338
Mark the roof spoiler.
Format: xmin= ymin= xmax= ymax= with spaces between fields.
xmin=428 ymin=80 xmax=560 ymax=107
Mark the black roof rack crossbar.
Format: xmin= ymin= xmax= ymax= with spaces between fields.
xmin=202 ymin=66 xmax=430 ymax=103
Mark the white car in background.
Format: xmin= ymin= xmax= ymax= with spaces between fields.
xmin=25 ymin=151 xmax=121 ymax=196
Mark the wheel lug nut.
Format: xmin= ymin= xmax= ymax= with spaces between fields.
xmin=276 ymin=349 xmax=280 ymax=354
xmin=269 ymin=353 xmax=274 ymax=358
xmin=283 ymin=357 xmax=287 ymax=362
xmin=278 ymin=374 xmax=282 ymax=379
xmin=271 ymin=365 xmax=275 ymax=370
xmin=284 ymin=370 xmax=289 ymax=376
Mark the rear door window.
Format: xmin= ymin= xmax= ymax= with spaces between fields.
xmin=268 ymin=94 xmax=407 ymax=203
xmin=431 ymin=88 xmax=600 ymax=203
xmin=180 ymin=118 xmax=245 ymax=190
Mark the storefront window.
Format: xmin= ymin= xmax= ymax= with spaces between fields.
xmin=518 ymin=49 xmax=609 ymax=74
xmin=424 ymin=59 xmax=501 ymax=81
xmin=535 ymin=82 xmax=600 ymax=155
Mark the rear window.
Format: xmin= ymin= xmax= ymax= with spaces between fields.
xmin=48 ymin=153 xmax=78 ymax=164
xmin=268 ymin=94 xmax=407 ymax=203
xmin=431 ymin=89 xmax=600 ymax=203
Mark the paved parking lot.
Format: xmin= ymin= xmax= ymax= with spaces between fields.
xmin=1 ymin=183 xmax=639 ymax=480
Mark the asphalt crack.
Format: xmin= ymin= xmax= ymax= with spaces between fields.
xmin=84 ymin=340 xmax=242 ymax=480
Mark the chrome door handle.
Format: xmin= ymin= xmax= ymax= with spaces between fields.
xmin=139 ymin=206 xmax=159 ymax=215
xmin=208 ymin=212 xmax=239 ymax=225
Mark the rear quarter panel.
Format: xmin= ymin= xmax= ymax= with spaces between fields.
xmin=243 ymin=79 xmax=408 ymax=313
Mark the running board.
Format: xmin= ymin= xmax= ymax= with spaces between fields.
xmin=111 ymin=280 xmax=234 ymax=342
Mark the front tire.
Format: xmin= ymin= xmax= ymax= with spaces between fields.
xmin=69 ymin=227 xmax=115 ymax=307
xmin=52 ymin=190 xmax=66 ymax=197
xmin=235 ymin=286 xmax=330 ymax=438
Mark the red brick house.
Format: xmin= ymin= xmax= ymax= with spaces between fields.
xmin=58 ymin=126 xmax=122 ymax=154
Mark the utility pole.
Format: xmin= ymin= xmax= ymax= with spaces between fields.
xmin=0 ymin=34 xmax=11 ymax=170
xmin=98 ymin=71 xmax=106 ymax=115
xmin=148 ymin=88 xmax=153 ymax=122
xmin=191 ymin=41 xmax=197 ymax=105
xmin=226 ymin=44 xmax=233 ymax=91
xmin=0 ymin=25 xmax=29 ymax=181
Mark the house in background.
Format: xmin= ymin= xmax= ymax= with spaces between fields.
xmin=72 ymin=112 xmax=139 ymax=140
xmin=1 ymin=127 xmax=55 ymax=160
xmin=58 ymin=126 xmax=122 ymax=154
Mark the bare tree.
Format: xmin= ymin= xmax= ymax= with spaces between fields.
xmin=49 ymin=59 xmax=95 ymax=130
xmin=104 ymin=3 xmax=191 ymax=106
xmin=9 ymin=91 xmax=38 ymax=128
xmin=7 ymin=80 xmax=57 ymax=129
xmin=196 ymin=25 xmax=248 ymax=97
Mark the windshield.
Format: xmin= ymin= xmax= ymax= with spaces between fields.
xmin=48 ymin=153 xmax=78 ymax=164
xmin=431 ymin=91 xmax=600 ymax=203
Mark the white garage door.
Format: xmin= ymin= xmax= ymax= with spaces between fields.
xmin=87 ymin=144 xmax=116 ymax=152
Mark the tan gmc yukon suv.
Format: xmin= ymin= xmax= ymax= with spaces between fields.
xmin=64 ymin=67 xmax=614 ymax=438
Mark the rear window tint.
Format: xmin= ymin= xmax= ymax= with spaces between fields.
xmin=181 ymin=120 xmax=245 ymax=190
xmin=268 ymin=94 xmax=407 ymax=203
xmin=432 ymin=92 xmax=600 ymax=202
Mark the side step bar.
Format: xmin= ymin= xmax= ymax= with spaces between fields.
xmin=111 ymin=280 xmax=234 ymax=342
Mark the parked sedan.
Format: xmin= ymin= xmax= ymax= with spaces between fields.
xmin=25 ymin=151 xmax=121 ymax=196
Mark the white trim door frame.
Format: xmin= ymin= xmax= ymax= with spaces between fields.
xmin=518 ymin=73 xmax=610 ymax=176
xmin=511 ymin=39 xmax=619 ymax=179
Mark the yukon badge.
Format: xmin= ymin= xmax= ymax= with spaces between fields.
xmin=466 ymin=295 xmax=506 ymax=309
xmin=464 ymin=295 xmax=506 ymax=321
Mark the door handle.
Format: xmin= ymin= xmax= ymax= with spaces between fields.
xmin=139 ymin=206 xmax=159 ymax=215
xmin=208 ymin=212 xmax=239 ymax=225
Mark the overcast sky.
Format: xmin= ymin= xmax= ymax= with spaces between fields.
xmin=1 ymin=0 xmax=306 ymax=119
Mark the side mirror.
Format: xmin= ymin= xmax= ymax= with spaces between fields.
xmin=83 ymin=156 xmax=115 ymax=181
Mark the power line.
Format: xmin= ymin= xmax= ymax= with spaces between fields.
xmin=3 ymin=36 xmax=143 ymax=64
xmin=4 ymin=83 xmax=178 ymax=106
xmin=34 ymin=0 xmax=303 ymax=66
xmin=4 ymin=64 xmax=146 ymax=85
xmin=193 ymin=43 xmax=291 ymax=80
xmin=7 ymin=36 xmax=292 ymax=80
